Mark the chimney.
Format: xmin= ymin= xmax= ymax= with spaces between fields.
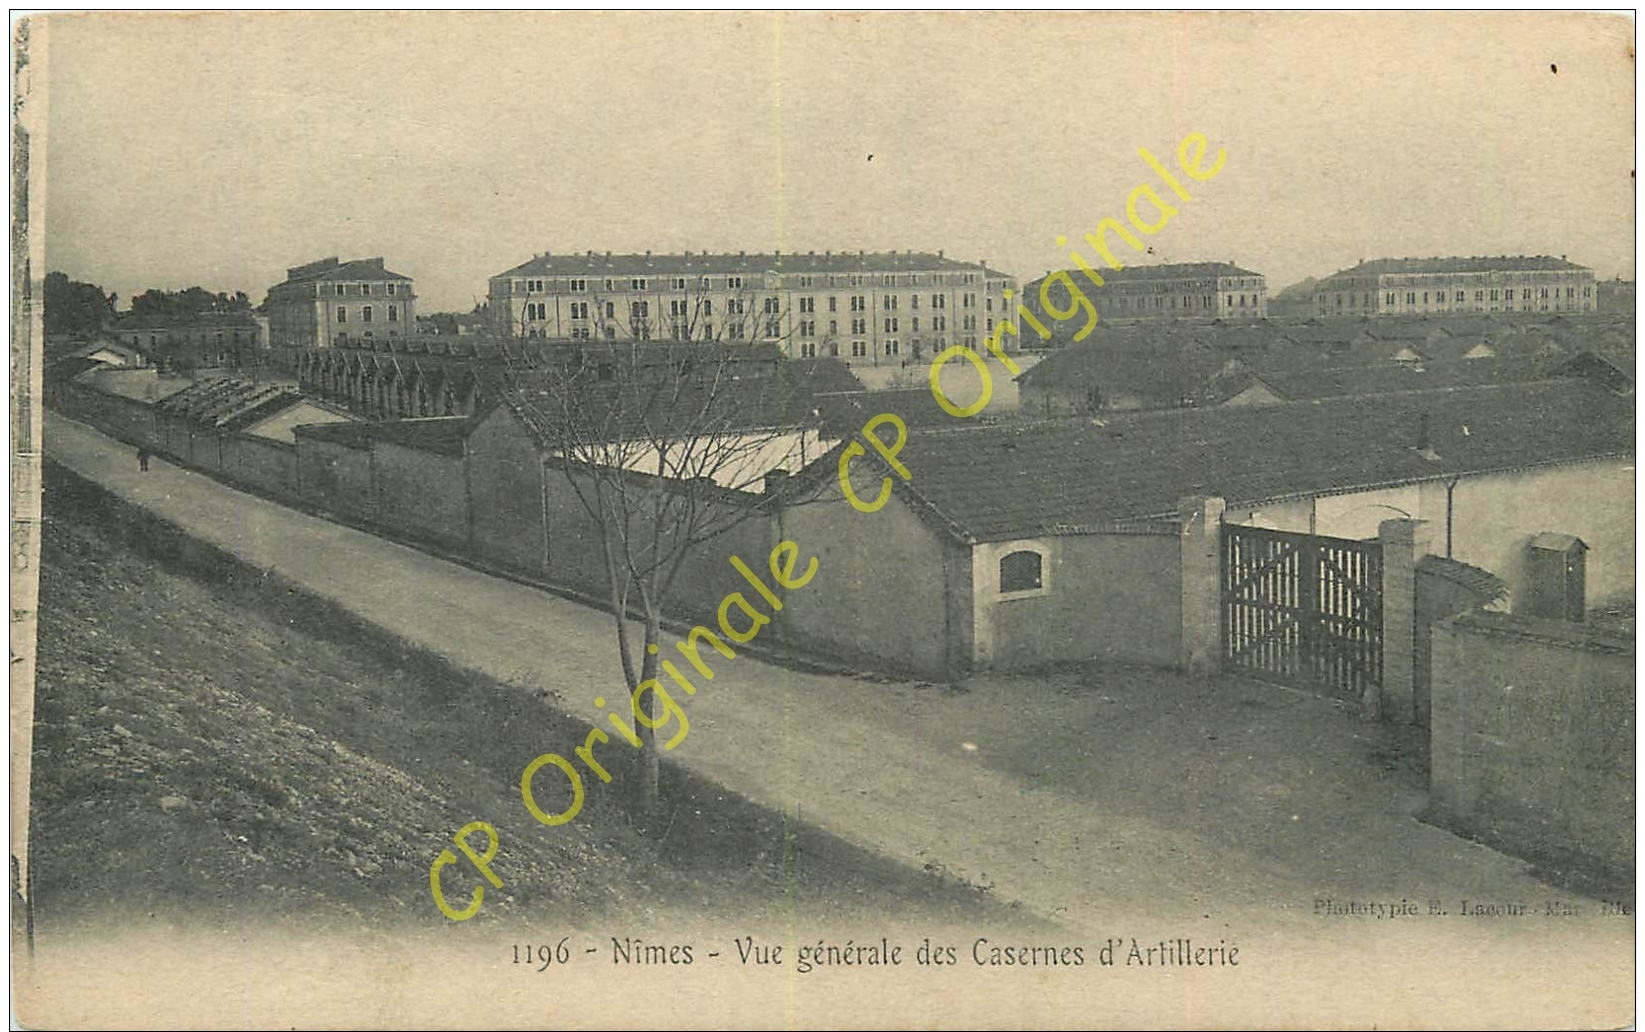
xmin=938 ymin=249 xmax=944 ymax=259
xmin=1416 ymin=412 xmax=1430 ymax=451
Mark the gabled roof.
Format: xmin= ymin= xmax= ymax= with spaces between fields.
xmin=815 ymin=387 xmax=966 ymax=439
xmin=1031 ymin=261 xmax=1262 ymax=286
xmin=840 ymin=379 xmax=1632 ymax=543
xmin=280 ymin=257 xmax=412 ymax=283
xmin=1322 ymin=255 xmax=1590 ymax=278
xmin=155 ymin=377 xmax=302 ymax=431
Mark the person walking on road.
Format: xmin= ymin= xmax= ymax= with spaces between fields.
xmin=136 ymin=447 xmax=150 ymax=473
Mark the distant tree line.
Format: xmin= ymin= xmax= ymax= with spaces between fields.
xmin=128 ymin=286 xmax=252 ymax=319
xmin=43 ymin=271 xmax=115 ymax=336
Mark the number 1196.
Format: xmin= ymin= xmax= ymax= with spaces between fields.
xmin=512 ymin=939 xmax=570 ymax=971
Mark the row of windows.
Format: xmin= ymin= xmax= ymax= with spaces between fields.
xmin=1110 ymin=294 xmax=1259 ymax=310
xmin=1324 ymin=284 xmax=1595 ymax=308
xmin=529 ymin=292 xmax=984 ymax=320
xmin=335 ymin=305 xmax=401 ymax=323
xmin=521 ymin=308 xmax=984 ymax=339
xmin=333 ymin=329 xmax=401 ymax=342
xmin=1109 ymin=281 xmax=1263 ymax=295
xmin=327 ymin=282 xmax=399 ymax=297
xmin=1374 ymin=273 xmax=1591 ymax=288
xmin=511 ymin=271 xmax=990 ymax=293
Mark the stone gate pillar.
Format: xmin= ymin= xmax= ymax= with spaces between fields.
xmin=1179 ymin=495 xmax=1226 ymax=675
xmin=1376 ymin=518 xmax=1435 ymax=723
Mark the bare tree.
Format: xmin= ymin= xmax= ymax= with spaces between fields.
xmin=500 ymin=332 xmax=826 ymax=826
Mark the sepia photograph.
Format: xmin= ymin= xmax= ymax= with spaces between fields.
xmin=8 ymin=10 xmax=1637 ymax=1028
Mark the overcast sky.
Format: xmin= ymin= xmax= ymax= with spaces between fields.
xmin=28 ymin=10 xmax=1637 ymax=313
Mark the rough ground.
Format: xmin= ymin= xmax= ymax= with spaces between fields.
xmin=28 ymin=478 xmax=1028 ymax=932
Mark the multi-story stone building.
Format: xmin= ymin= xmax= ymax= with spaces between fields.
xmin=264 ymin=257 xmax=417 ymax=348
xmin=1021 ymin=262 xmax=1266 ymax=339
xmin=1312 ymin=256 xmax=1596 ymax=317
xmin=112 ymin=310 xmax=266 ymax=371
xmin=486 ymin=250 xmax=1017 ymax=363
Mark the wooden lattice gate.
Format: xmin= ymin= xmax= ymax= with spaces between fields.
xmin=1221 ymin=524 xmax=1383 ymax=701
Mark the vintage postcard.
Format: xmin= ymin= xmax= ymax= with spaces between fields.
xmin=8 ymin=10 xmax=1636 ymax=1029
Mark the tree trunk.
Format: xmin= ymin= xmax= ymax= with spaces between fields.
xmin=632 ymin=609 xmax=663 ymax=828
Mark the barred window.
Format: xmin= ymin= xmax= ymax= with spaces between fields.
xmin=999 ymin=550 xmax=1044 ymax=593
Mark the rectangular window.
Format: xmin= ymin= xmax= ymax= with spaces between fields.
xmin=828 ymin=296 xmax=838 ymax=312
xmin=362 ymin=306 xmax=373 ymax=323
xmin=829 ymin=319 xmax=838 ymax=335
xmin=672 ymin=277 xmax=687 ymax=290
xmin=728 ymin=276 xmax=744 ymax=289
xmin=631 ymin=278 xmax=647 ymax=291
xmin=884 ymin=339 xmax=899 ymax=355
xmin=570 ymin=279 xmax=587 ymax=293
xmin=851 ymin=340 xmax=867 ymax=357
xmin=336 ymin=284 xmax=346 ymax=297
xmin=387 ymin=305 xmax=397 ymax=322
xmin=387 ymin=284 xmax=397 ymax=295
xmin=336 ymin=306 xmax=347 ymax=323
xmin=800 ymin=341 xmax=816 ymax=358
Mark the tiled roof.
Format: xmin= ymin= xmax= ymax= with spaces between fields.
xmin=1033 ymin=261 xmax=1262 ymax=285
xmin=293 ymin=416 xmax=472 ymax=458
xmin=1250 ymin=360 xmax=1554 ymax=401
xmin=1323 ymin=255 xmax=1591 ymax=278
xmin=494 ymin=250 xmax=1003 ymax=279
xmin=1418 ymin=555 xmax=1508 ymax=605
xmin=1014 ymin=312 xmax=1635 ymax=405
xmin=815 ymin=387 xmax=965 ymax=438
xmin=856 ymin=379 xmax=1632 ymax=542
xmin=279 ymin=257 xmax=412 ymax=283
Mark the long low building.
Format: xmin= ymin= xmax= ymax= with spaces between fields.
xmin=1312 ymin=255 xmax=1596 ymax=317
xmin=51 ymin=359 xmax=1633 ymax=694
xmin=785 ymin=378 xmax=1632 ymax=680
